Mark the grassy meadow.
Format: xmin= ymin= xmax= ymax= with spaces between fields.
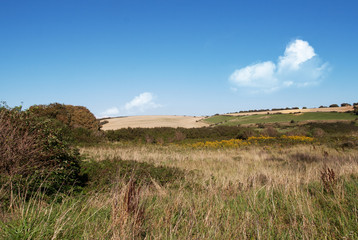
xmin=204 ymin=112 xmax=357 ymax=126
xmin=1 ymin=103 xmax=358 ymax=239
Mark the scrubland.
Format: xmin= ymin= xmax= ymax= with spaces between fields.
xmin=1 ymin=103 xmax=358 ymax=239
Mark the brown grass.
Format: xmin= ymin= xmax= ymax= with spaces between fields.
xmin=80 ymin=143 xmax=358 ymax=189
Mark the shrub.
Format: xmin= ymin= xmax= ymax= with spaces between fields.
xmin=236 ymin=129 xmax=255 ymax=140
xmin=29 ymin=103 xmax=100 ymax=131
xmin=329 ymin=104 xmax=339 ymax=108
xmin=263 ymin=126 xmax=278 ymax=137
xmin=341 ymin=103 xmax=351 ymax=107
xmin=312 ymin=128 xmax=325 ymax=138
xmin=80 ymin=158 xmax=186 ymax=191
xmin=105 ymin=126 xmax=254 ymax=143
xmin=0 ymin=105 xmax=82 ymax=197
xmin=302 ymin=107 xmax=307 ymax=109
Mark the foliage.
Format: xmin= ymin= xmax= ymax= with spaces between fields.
xmin=29 ymin=103 xmax=100 ymax=131
xmin=105 ymin=126 xmax=257 ymax=143
xmin=305 ymin=121 xmax=358 ymax=135
xmin=0 ymin=105 xmax=82 ymax=198
xmin=80 ymin=158 xmax=186 ymax=191
xmin=188 ymin=135 xmax=314 ymax=149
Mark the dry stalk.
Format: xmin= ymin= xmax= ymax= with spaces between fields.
xmin=320 ymin=167 xmax=336 ymax=192
xmin=111 ymin=177 xmax=145 ymax=239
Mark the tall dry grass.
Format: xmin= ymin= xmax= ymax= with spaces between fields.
xmin=80 ymin=143 xmax=358 ymax=189
xmin=1 ymin=143 xmax=357 ymax=239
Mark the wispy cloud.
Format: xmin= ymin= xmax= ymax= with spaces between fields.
xmin=125 ymin=92 xmax=161 ymax=112
xmin=98 ymin=92 xmax=162 ymax=118
xmin=229 ymin=39 xmax=329 ymax=92
xmin=99 ymin=107 xmax=120 ymax=118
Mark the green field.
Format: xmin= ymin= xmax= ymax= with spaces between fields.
xmin=203 ymin=112 xmax=357 ymax=125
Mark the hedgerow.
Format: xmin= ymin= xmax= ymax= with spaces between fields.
xmin=0 ymin=104 xmax=82 ymax=200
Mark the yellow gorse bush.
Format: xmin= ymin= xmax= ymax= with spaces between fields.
xmin=189 ymin=135 xmax=314 ymax=149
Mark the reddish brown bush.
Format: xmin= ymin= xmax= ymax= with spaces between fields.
xmin=29 ymin=103 xmax=100 ymax=131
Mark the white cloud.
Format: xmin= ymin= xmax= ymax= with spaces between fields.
xmin=124 ymin=92 xmax=161 ymax=112
xmin=99 ymin=107 xmax=120 ymax=118
xmin=229 ymin=61 xmax=277 ymax=88
xmin=98 ymin=92 xmax=162 ymax=118
xmin=229 ymin=39 xmax=328 ymax=92
xmin=278 ymin=39 xmax=316 ymax=71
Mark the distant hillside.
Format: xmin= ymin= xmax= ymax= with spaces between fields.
xmin=204 ymin=111 xmax=357 ymax=126
xmin=100 ymin=115 xmax=209 ymax=130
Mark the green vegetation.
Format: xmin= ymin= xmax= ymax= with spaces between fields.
xmin=1 ymin=102 xmax=358 ymax=239
xmin=204 ymin=112 xmax=357 ymax=125
xmin=0 ymin=104 xmax=82 ymax=200
xmin=81 ymin=158 xmax=187 ymax=191
xmin=105 ymin=125 xmax=254 ymax=143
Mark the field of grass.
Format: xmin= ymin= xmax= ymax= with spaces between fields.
xmin=204 ymin=112 xmax=357 ymax=125
xmin=2 ymin=105 xmax=358 ymax=239
xmin=2 ymin=140 xmax=358 ymax=239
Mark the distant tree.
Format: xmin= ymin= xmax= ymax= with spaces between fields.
xmin=302 ymin=107 xmax=307 ymax=109
xmin=329 ymin=104 xmax=339 ymax=108
xmin=341 ymin=103 xmax=351 ymax=107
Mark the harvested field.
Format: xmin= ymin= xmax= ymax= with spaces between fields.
xmin=100 ymin=115 xmax=209 ymax=130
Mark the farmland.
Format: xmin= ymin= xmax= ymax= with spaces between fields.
xmin=204 ymin=112 xmax=357 ymax=126
xmin=101 ymin=115 xmax=208 ymax=130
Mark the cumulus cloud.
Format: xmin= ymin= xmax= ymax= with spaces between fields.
xmin=278 ymin=39 xmax=316 ymax=71
xmin=124 ymin=92 xmax=161 ymax=112
xmin=229 ymin=39 xmax=328 ymax=92
xmin=98 ymin=92 xmax=162 ymax=117
xmin=229 ymin=61 xmax=277 ymax=89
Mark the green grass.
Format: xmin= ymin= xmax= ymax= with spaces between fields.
xmin=204 ymin=112 xmax=357 ymax=125
xmin=2 ymin=173 xmax=358 ymax=239
xmin=202 ymin=115 xmax=237 ymax=124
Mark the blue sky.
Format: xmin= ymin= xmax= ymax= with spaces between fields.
xmin=1 ymin=0 xmax=357 ymax=117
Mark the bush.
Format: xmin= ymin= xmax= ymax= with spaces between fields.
xmin=29 ymin=103 xmax=100 ymax=131
xmin=105 ymin=126 xmax=255 ymax=143
xmin=263 ymin=126 xmax=278 ymax=137
xmin=0 ymin=105 xmax=82 ymax=197
xmin=329 ymin=104 xmax=339 ymax=108
xmin=341 ymin=103 xmax=351 ymax=107
xmin=81 ymin=158 xmax=186 ymax=190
